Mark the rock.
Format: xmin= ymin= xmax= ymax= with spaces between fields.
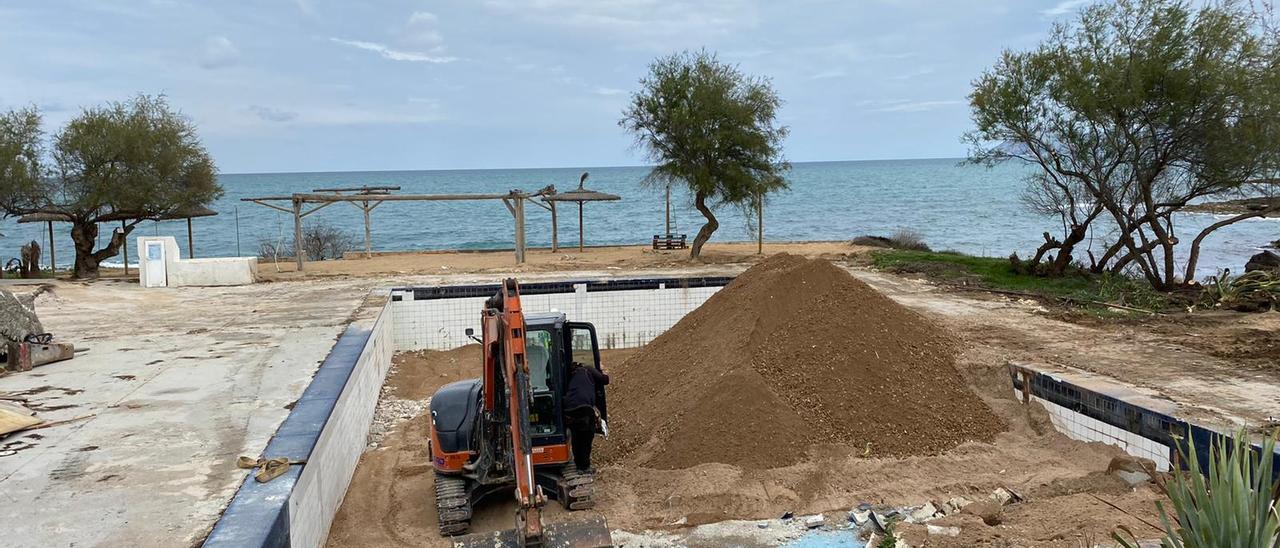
xmin=848 ymin=509 xmax=871 ymax=526
xmin=962 ymin=501 xmax=1003 ymax=526
xmin=1108 ymin=455 xmax=1156 ymax=486
xmin=926 ymin=524 xmax=961 ymax=537
xmin=990 ymin=487 xmax=1022 ymax=506
xmin=943 ymin=496 xmax=973 ymax=514
xmin=0 ymin=288 xmax=43 ymax=344
xmin=757 ymin=521 xmax=769 ymax=529
xmin=803 ymin=514 xmax=824 ymax=529
xmin=1245 ymin=251 xmax=1280 ymax=273
xmin=670 ymin=516 xmax=687 ymax=526
xmin=908 ymin=502 xmax=939 ymax=523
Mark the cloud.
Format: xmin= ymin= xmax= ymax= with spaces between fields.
xmin=481 ymin=0 xmax=760 ymax=46
xmin=1042 ymin=0 xmax=1090 ymax=16
xmin=329 ymin=38 xmax=457 ymax=63
xmin=592 ymin=86 xmax=626 ymax=96
xmin=198 ymin=36 xmax=239 ymax=69
xmin=809 ymin=69 xmax=845 ymax=80
xmin=872 ymin=100 xmax=964 ymax=113
xmin=402 ymin=11 xmax=445 ymax=47
xmin=248 ymin=105 xmax=298 ymax=122
xmin=292 ymin=0 xmax=315 ymax=16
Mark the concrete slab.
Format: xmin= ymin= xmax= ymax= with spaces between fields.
xmin=0 ymin=278 xmax=368 ymax=547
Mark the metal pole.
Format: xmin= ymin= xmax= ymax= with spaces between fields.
xmin=46 ymin=221 xmax=55 ymax=274
xmin=665 ymin=184 xmax=671 ymax=235
xmin=121 ymin=220 xmax=129 ymax=276
xmin=578 ymin=201 xmax=584 ymax=253
xmin=235 ymin=206 xmax=241 ymax=257
xmin=550 ymin=201 xmax=558 ymax=253
xmin=292 ymin=198 xmax=305 ymax=271
xmin=187 ymin=218 xmax=194 ymax=259
xmin=362 ymin=200 xmax=372 ymax=259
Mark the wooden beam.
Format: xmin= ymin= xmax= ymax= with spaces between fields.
xmin=187 ymin=217 xmax=195 ymax=259
xmin=550 ymin=201 xmax=558 ymax=253
xmin=121 ymin=220 xmax=130 ymax=276
xmin=362 ymin=200 xmax=372 ymax=258
xmin=299 ymin=201 xmax=336 ymax=217
xmin=46 ymin=221 xmax=55 ymax=274
xmin=578 ymin=201 xmax=584 ymax=253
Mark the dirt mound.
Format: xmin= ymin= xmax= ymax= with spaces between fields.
xmin=601 ymin=254 xmax=1005 ymax=469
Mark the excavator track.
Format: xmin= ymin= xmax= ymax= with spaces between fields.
xmin=558 ymin=463 xmax=596 ymax=511
xmin=434 ymin=473 xmax=472 ymax=535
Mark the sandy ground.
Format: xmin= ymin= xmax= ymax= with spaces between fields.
xmin=327 ymin=333 xmax=1167 ymax=548
xmin=255 ymin=241 xmax=864 ymax=280
xmin=4 ymin=241 xmax=1276 ymax=547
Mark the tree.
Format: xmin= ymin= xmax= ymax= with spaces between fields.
xmin=967 ymin=0 xmax=1280 ymax=289
xmin=0 ymin=95 xmax=221 ymax=278
xmin=620 ymin=50 xmax=789 ymax=259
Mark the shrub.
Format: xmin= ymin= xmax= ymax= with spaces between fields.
xmin=1115 ymin=428 xmax=1279 ymax=548
xmin=257 ymin=220 xmax=356 ymax=262
xmin=851 ymin=230 xmax=931 ymax=252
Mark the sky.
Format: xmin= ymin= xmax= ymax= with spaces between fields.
xmin=1 ymin=0 xmax=1089 ymax=174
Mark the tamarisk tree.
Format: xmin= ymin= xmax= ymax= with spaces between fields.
xmin=967 ymin=0 xmax=1280 ymax=288
xmin=0 ymin=95 xmax=221 ymax=278
xmin=621 ymin=50 xmax=789 ymax=259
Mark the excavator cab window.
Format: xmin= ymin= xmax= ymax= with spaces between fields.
xmin=525 ymin=329 xmax=558 ymax=436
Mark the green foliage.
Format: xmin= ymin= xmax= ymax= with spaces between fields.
xmin=1201 ymin=270 xmax=1280 ymax=312
xmin=0 ymin=95 xmax=221 ymax=277
xmin=876 ymin=520 xmax=898 ymax=548
xmin=872 ymin=249 xmax=1168 ymax=315
xmin=1114 ymin=429 xmax=1280 ymax=548
xmin=967 ymin=0 xmax=1280 ymax=290
xmin=620 ymin=49 xmax=789 ymax=257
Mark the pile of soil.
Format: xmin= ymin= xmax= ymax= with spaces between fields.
xmin=601 ymin=254 xmax=1005 ymax=469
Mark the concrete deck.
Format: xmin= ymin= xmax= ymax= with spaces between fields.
xmin=0 ymin=278 xmax=370 ymax=547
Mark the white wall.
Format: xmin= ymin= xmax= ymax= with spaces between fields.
xmin=1019 ymin=389 xmax=1172 ymax=471
xmin=288 ymin=302 xmax=395 ymax=548
xmin=390 ymin=284 xmax=723 ymax=351
xmin=136 ymin=235 xmax=258 ymax=287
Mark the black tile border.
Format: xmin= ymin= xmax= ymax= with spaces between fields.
xmin=389 ymin=276 xmax=734 ymax=302
xmin=1009 ymin=364 xmax=1280 ymax=482
xmin=202 ymin=325 xmax=372 ymax=548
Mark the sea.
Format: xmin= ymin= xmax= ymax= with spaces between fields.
xmin=1 ymin=158 xmax=1274 ymax=281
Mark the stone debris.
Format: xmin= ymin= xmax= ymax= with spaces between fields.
xmin=907 ymin=502 xmax=939 ymax=523
xmin=847 ymin=509 xmax=871 ymax=526
xmin=802 ymin=514 xmax=824 ymax=529
xmin=990 ymin=486 xmax=1022 ymax=506
xmin=1107 ymin=455 xmax=1157 ymax=486
xmin=941 ymin=496 xmax=973 ymax=515
xmin=926 ymin=524 xmax=961 ymax=537
xmin=365 ymin=381 xmax=428 ymax=449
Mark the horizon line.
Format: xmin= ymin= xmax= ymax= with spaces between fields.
xmin=221 ymin=155 xmax=968 ymax=176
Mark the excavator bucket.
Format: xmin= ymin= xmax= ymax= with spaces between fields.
xmin=452 ymin=515 xmax=613 ymax=548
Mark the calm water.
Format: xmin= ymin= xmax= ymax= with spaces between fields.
xmin=1 ymin=159 xmax=1274 ymax=281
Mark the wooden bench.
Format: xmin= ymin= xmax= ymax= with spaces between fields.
xmin=652 ymin=234 xmax=687 ymax=250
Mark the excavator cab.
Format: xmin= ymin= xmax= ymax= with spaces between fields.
xmin=428 ymin=281 xmax=611 ymax=548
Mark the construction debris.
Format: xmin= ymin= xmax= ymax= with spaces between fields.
xmin=0 ymin=400 xmax=42 ymax=436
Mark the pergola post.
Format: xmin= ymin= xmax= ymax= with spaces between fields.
xmin=577 ymin=201 xmax=584 ymax=253
xmin=550 ymin=201 xmax=558 ymax=253
xmin=665 ymin=184 xmax=672 ymax=235
xmin=46 ymin=221 xmax=55 ymax=274
xmin=362 ymin=200 xmax=372 ymax=258
xmin=515 ymin=197 xmax=526 ymax=264
xmin=292 ymin=197 xmax=305 ymax=271
xmin=187 ymin=218 xmax=195 ymax=259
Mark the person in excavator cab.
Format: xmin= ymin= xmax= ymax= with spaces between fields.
xmin=562 ymin=360 xmax=609 ymax=473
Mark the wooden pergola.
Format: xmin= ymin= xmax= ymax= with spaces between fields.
xmin=17 ymin=206 xmax=217 ymax=274
xmin=241 ymin=188 xmax=549 ymax=270
xmin=535 ymin=173 xmax=622 ymax=253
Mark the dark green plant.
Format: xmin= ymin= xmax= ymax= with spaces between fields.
xmin=877 ymin=520 xmax=898 ymax=548
xmin=1115 ymin=428 xmax=1280 ymax=548
xmin=620 ymin=49 xmax=789 ymax=259
xmin=1201 ymin=270 xmax=1280 ymax=312
xmin=0 ymin=95 xmax=221 ymax=278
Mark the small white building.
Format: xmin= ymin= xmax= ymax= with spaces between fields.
xmin=137 ymin=236 xmax=258 ymax=287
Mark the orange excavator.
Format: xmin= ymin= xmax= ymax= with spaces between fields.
xmin=428 ymin=279 xmax=612 ymax=548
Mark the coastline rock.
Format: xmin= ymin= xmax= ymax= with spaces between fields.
xmin=1245 ymin=251 xmax=1280 ymax=274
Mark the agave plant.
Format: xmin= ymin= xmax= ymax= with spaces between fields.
xmin=1116 ymin=429 xmax=1280 ymax=548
